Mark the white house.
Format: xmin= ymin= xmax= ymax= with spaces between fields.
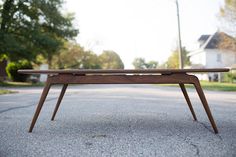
xmin=188 ymin=32 xmax=236 ymax=81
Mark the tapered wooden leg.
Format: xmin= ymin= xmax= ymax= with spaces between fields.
xmin=29 ymin=82 xmax=51 ymax=132
xmin=51 ymin=84 xmax=68 ymax=121
xmin=179 ymin=83 xmax=197 ymax=121
xmin=193 ymin=80 xmax=218 ymax=134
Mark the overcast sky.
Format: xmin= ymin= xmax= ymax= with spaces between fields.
xmin=64 ymin=0 xmax=224 ymax=68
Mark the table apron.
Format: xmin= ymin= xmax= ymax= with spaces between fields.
xmin=47 ymin=73 xmax=198 ymax=84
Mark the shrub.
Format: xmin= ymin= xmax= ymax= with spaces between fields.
xmin=6 ymin=60 xmax=32 ymax=82
xmin=223 ymin=72 xmax=236 ymax=83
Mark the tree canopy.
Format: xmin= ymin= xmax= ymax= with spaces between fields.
xmin=219 ymin=0 xmax=236 ymax=35
xmin=51 ymin=42 xmax=101 ymax=69
xmin=98 ymin=50 xmax=124 ymax=69
xmin=165 ymin=47 xmax=190 ymax=69
xmin=51 ymin=42 xmax=124 ymax=70
xmin=132 ymin=57 xmax=158 ymax=69
xmin=0 ymin=0 xmax=78 ymax=65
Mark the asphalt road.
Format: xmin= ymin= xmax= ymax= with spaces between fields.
xmin=0 ymin=84 xmax=236 ymax=157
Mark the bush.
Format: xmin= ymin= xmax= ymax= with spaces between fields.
xmin=6 ymin=60 xmax=33 ymax=82
xmin=223 ymin=72 xmax=236 ymax=83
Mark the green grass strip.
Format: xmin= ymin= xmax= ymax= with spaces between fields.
xmin=157 ymin=81 xmax=236 ymax=91
xmin=0 ymin=81 xmax=44 ymax=87
xmin=0 ymin=89 xmax=17 ymax=95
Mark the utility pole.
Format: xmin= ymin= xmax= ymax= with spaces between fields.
xmin=176 ymin=0 xmax=184 ymax=69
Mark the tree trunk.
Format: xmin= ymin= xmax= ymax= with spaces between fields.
xmin=48 ymin=55 xmax=52 ymax=69
xmin=1 ymin=0 xmax=14 ymax=31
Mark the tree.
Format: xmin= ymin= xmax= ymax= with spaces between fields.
xmin=51 ymin=43 xmax=125 ymax=69
xmin=51 ymin=42 xmax=101 ymax=69
xmin=81 ymin=50 xmax=101 ymax=69
xmin=132 ymin=57 xmax=158 ymax=69
xmin=219 ymin=0 xmax=236 ymax=35
xmin=0 ymin=0 xmax=78 ymax=66
xmin=132 ymin=58 xmax=146 ymax=69
xmin=166 ymin=47 xmax=190 ymax=68
xmin=146 ymin=60 xmax=159 ymax=69
xmin=98 ymin=50 xmax=124 ymax=69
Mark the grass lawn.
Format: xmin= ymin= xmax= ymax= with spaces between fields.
xmin=0 ymin=89 xmax=17 ymax=95
xmin=0 ymin=81 xmax=43 ymax=95
xmin=198 ymin=81 xmax=236 ymax=91
xmin=0 ymin=81 xmax=44 ymax=87
xmin=158 ymin=81 xmax=236 ymax=91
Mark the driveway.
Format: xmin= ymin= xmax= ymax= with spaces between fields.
xmin=0 ymin=84 xmax=236 ymax=157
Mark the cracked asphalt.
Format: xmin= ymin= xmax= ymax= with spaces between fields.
xmin=0 ymin=84 xmax=236 ymax=157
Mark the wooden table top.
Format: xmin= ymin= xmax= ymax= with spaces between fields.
xmin=18 ymin=68 xmax=230 ymax=75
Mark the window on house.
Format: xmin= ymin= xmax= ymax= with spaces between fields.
xmin=217 ymin=54 xmax=221 ymax=62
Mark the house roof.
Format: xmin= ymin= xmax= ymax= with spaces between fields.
xmin=200 ymin=32 xmax=236 ymax=51
xmin=198 ymin=35 xmax=210 ymax=43
xmin=198 ymin=35 xmax=210 ymax=47
xmin=188 ymin=32 xmax=236 ymax=57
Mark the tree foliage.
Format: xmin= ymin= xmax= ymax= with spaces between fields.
xmin=0 ymin=0 xmax=78 ymax=65
xmin=132 ymin=58 xmax=146 ymax=69
xmin=6 ymin=59 xmax=32 ymax=81
xmin=98 ymin=50 xmax=124 ymax=69
xmin=51 ymin=42 xmax=124 ymax=69
xmin=145 ymin=60 xmax=159 ymax=69
xmin=219 ymin=0 xmax=236 ymax=35
xmin=51 ymin=42 xmax=101 ymax=69
xmin=132 ymin=57 xmax=158 ymax=69
xmin=165 ymin=47 xmax=190 ymax=69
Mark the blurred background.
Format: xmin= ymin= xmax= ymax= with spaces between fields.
xmin=0 ymin=0 xmax=236 ymax=84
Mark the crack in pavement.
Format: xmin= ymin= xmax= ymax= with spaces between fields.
xmin=183 ymin=140 xmax=200 ymax=157
xmin=197 ymin=121 xmax=224 ymax=140
xmin=176 ymin=131 xmax=200 ymax=157
xmin=0 ymin=90 xmax=81 ymax=115
xmin=189 ymin=143 xmax=200 ymax=156
xmin=0 ymin=97 xmax=57 ymax=114
xmin=197 ymin=121 xmax=236 ymax=156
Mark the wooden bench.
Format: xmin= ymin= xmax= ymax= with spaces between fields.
xmin=18 ymin=68 xmax=229 ymax=133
